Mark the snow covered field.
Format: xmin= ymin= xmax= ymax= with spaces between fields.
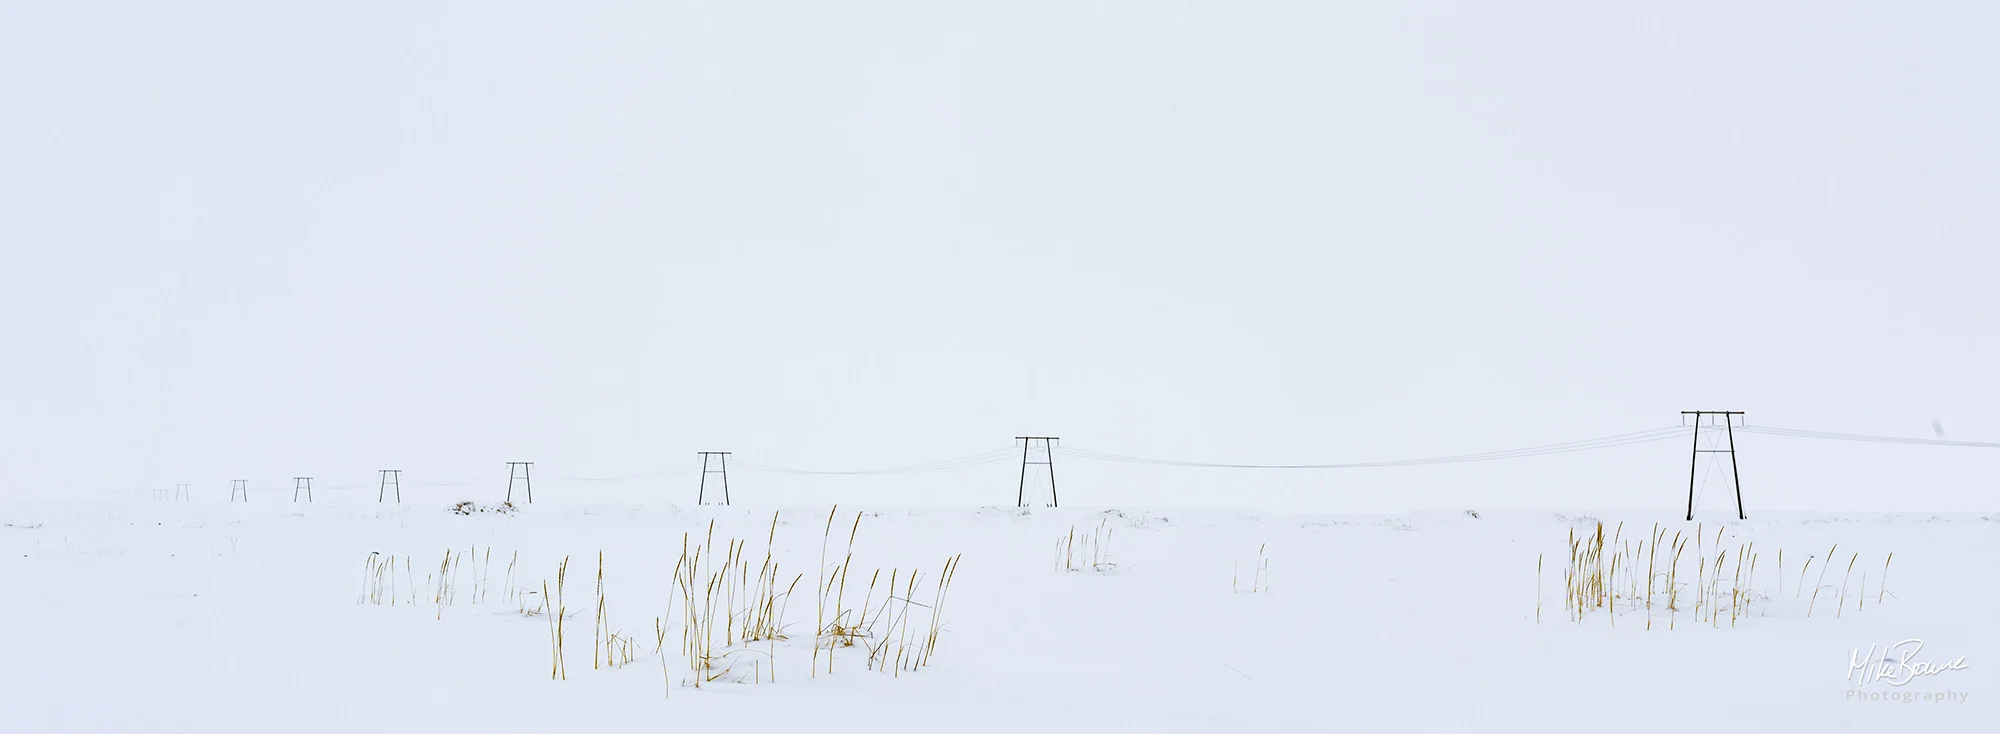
xmin=2 ymin=500 xmax=1991 ymax=732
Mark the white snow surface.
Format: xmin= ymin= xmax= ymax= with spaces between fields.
xmin=2 ymin=500 xmax=1992 ymax=732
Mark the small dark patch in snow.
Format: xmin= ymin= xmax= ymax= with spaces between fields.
xmin=1464 ymin=510 xmax=1481 ymax=519
xmin=449 ymin=501 xmax=518 ymax=516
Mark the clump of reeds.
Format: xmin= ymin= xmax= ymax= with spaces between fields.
xmin=743 ymin=512 xmax=802 ymax=644
xmin=1233 ymin=544 xmax=1269 ymax=593
xmin=664 ymin=508 xmax=964 ymax=684
xmin=352 ymin=514 xmax=967 ymax=691
xmin=671 ymin=514 xmax=805 ymax=687
xmin=592 ymin=551 xmax=638 ymax=670
xmin=433 ymin=548 xmax=466 ymax=620
xmin=359 ymin=552 xmax=392 ymax=606
xmin=816 ymin=510 xmax=867 ymax=674
xmin=546 ymin=556 xmax=569 ymax=680
xmin=1056 ymin=520 xmax=1114 ymax=572
xmin=921 ymin=554 xmax=962 ymax=666
xmin=1549 ymin=522 xmax=1894 ymax=629
xmin=861 ymin=554 xmax=962 ymax=676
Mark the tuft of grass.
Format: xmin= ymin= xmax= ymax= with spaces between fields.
xmin=1057 ymin=520 xmax=1115 ymax=573
xmin=813 ymin=510 xmax=866 ymax=675
xmin=669 ymin=514 xmax=818 ymax=687
xmin=596 ymin=551 xmax=639 ymax=670
xmin=1233 ymin=544 xmax=1270 ymax=594
xmin=1545 ymin=522 xmax=1881 ymax=631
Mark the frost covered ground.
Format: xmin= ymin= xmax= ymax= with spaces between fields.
xmin=1 ymin=500 xmax=1992 ymax=732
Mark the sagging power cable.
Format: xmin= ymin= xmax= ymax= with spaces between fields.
xmin=1736 ymin=426 xmax=2000 ymax=449
xmin=1053 ymin=426 xmax=1693 ymax=469
xmin=737 ymin=449 xmax=1019 ymax=475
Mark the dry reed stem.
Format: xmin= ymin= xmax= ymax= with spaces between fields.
xmin=813 ymin=506 xmax=836 ymax=678
xmin=1879 ymin=553 xmax=1893 ymax=603
xmin=1808 ymin=544 xmax=1836 ymax=617
xmin=1837 ymin=552 xmax=1858 ymax=618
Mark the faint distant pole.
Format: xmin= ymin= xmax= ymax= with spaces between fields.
xmin=230 ymin=479 xmax=249 ymax=502
xmin=1015 ymin=437 xmax=1060 ymax=508
xmin=1681 ymin=411 xmax=1745 ymax=521
xmin=152 ymin=488 xmax=167 ymax=502
xmin=293 ymin=477 xmax=314 ymax=503
xmin=506 ymin=462 xmax=534 ymax=504
xmin=696 ymin=452 xmax=731 ymax=505
xmin=174 ymin=483 xmax=190 ymax=502
xmin=378 ymin=470 xmax=402 ymax=503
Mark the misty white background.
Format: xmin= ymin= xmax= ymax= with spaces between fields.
xmin=2 ymin=2 xmax=1994 ymax=512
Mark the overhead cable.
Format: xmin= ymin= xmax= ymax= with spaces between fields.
xmin=1053 ymin=426 xmax=1692 ymax=469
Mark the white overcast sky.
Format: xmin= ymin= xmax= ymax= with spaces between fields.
xmin=2 ymin=2 xmax=1995 ymax=513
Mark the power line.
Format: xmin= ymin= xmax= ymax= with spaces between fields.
xmin=1053 ymin=427 xmax=1691 ymax=469
xmin=736 ymin=449 xmax=1018 ymax=476
xmin=126 ymin=421 xmax=2000 ymax=507
xmin=552 ymin=463 xmax=697 ymax=482
xmin=1738 ymin=426 xmax=2000 ymax=448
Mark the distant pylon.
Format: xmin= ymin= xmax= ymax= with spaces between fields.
xmin=230 ymin=479 xmax=249 ymax=502
xmin=696 ymin=452 xmax=731 ymax=505
xmin=1015 ymin=437 xmax=1060 ymax=508
xmin=378 ymin=470 xmax=402 ymax=503
xmin=1682 ymin=411 xmax=1745 ymax=521
xmin=293 ymin=477 xmax=313 ymax=502
xmin=506 ymin=462 xmax=534 ymax=504
xmin=153 ymin=488 xmax=167 ymax=502
xmin=174 ymin=483 xmax=190 ymax=502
